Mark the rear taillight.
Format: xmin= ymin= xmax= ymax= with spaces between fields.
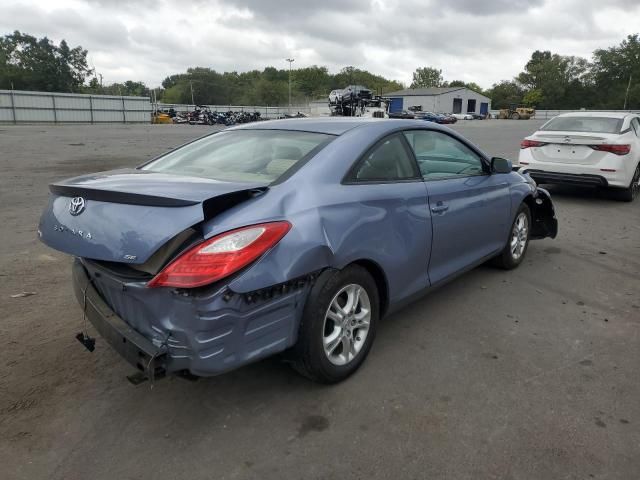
xmin=590 ymin=144 xmax=631 ymax=155
xmin=520 ymin=139 xmax=547 ymax=149
xmin=148 ymin=221 xmax=291 ymax=288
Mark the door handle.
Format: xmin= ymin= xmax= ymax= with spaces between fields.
xmin=431 ymin=203 xmax=449 ymax=213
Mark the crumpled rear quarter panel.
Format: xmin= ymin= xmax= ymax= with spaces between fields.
xmin=78 ymin=259 xmax=309 ymax=376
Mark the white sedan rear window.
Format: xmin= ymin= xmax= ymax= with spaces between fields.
xmin=541 ymin=116 xmax=623 ymax=134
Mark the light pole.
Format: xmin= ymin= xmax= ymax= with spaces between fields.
xmin=623 ymin=73 xmax=632 ymax=110
xmin=286 ymin=58 xmax=295 ymax=113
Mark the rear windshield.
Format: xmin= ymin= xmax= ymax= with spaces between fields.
xmin=141 ymin=130 xmax=333 ymax=183
xmin=541 ymin=116 xmax=623 ymax=134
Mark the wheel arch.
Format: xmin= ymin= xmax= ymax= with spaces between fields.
xmin=350 ymin=258 xmax=390 ymax=317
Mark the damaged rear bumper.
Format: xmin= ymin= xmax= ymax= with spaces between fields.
xmin=72 ymin=258 xmax=311 ymax=377
xmin=72 ymin=261 xmax=168 ymax=378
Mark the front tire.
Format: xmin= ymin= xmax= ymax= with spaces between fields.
xmin=291 ymin=266 xmax=379 ymax=383
xmin=493 ymin=204 xmax=531 ymax=269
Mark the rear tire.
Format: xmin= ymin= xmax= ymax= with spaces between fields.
xmin=492 ymin=203 xmax=531 ymax=269
xmin=613 ymin=163 xmax=640 ymax=202
xmin=291 ymin=266 xmax=379 ymax=383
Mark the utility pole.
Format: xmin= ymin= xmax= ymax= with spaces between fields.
xmin=286 ymin=58 xmax=295 ymax=113
xmin=190 ymin=80 xmax=195 ymax=106
xmin=623 ymin=74 xmax=632 ymax=110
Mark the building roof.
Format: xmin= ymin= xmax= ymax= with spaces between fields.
xmin=384 ymin=87 xmax=465 ymax=97
xmin=385 ymin=87 xmax=491 ymax=101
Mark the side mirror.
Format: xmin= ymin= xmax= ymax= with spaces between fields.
xmin=491 ymin=157 xmax=512 ymax=174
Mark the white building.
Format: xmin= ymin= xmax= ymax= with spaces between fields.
xmin=385 ymin=87 xmax=492 ymax=116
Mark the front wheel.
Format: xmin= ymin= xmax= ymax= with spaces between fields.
xmin=291 ymin=266 xmax=379 ymax=383
xmin=492 ymin=204 xmax=531 ymax=269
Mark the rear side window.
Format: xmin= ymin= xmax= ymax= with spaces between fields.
xmin=352 ymin=134 xmax=420 ymax=181
xmin=142 ymin=130 xmax=332 ymax=183
xmin=403 ymin=130 xmax=485 ymax=180
xmin=541 ymin=116 xmax=623 ymax=134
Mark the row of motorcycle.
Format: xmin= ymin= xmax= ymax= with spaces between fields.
xmin=167 ymin=106 xmax=263 ymax=126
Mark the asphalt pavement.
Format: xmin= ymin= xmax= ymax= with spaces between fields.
xmin=1 ymin=119 xmax=638 ymax=480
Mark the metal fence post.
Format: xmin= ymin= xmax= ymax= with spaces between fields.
xmin=51 ymin=94 xmax=57 ymax=123
xmin=89 ymin=95 xmax=94 ymax=124
xmin=121 ymin=96 xmax=126 ymax=123
xmin=10 ymin=89 xmax=17 ymax=124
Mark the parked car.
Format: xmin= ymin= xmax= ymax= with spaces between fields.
xmin=415 ymin=111 xmax=443 ymax=123
xmin=341 ymin=85 xmax=372 ymax=100
xmin=437 ymin=113 xmax=458 ymax=124
xmin=39 ymin=118 xmax=558 ymax=384
xmin=471 ymin=113 xmax=487 ymax=120
xmin=452 ymin=113 xmax=474 ymax=120
xmin=519 ymin=112 xmax=640 ymax=201
xmin=389 ymin=110 xmax=415 ymax=119
xmin=328 ymin=90 xmax=343 ymax=104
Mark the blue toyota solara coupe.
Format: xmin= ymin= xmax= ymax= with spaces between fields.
xmin=39 ymin=118 xmax=557 ymax=383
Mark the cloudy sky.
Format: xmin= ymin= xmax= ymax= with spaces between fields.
xmin=3 ymin=0 xmax=639 ymax=89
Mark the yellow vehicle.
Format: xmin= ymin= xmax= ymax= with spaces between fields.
xmin=152 ymin=111 xmax=173 ymax=124
xmin=498 ymin=105 xmax=535 ymax=120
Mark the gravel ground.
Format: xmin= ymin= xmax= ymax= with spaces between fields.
xmin=1 ymin=120 xmax=639 ymax=480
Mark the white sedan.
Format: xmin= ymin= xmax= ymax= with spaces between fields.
xmin=519 ymin=112 xmax=640 ymax=201
xmin=452 ymin=113 xmax=473 ymax=120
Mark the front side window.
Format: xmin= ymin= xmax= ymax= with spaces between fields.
xmin=353 ymin=134 xmax=420 ymax=181
xmin=142 ymin=130 xmax=333 ymax=183
xmin=403 ymin=130 xmax=485 ymax=180
xmin=541 ymin=116 xmax=623 ymax=134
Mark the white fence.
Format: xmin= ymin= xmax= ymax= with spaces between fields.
xmin=157 ymin=103 xmax=312 ymax=119
xmin=5 ymin=91 xmax=638 ymax=124
xmin=0 ymin=90 xmax=152 ymax=124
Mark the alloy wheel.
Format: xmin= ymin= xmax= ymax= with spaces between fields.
xmin=322 ymin=284 xmax=371 ymax=366
xmin=510 ymin=212 xmax=529 ymax=260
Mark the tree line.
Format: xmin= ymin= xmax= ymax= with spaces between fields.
xmin=1 ymin=30 xmax=639 ymax=109
xmin=488 ymin=35 xmax=640 ymax=109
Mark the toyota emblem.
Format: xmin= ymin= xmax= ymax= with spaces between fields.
xmin=69 ymin=197 xmax=86 ymax=216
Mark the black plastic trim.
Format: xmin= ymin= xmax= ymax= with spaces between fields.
xmin=49 ymin=184 xmax=200 ymax=206
xmin=527 ymin=169 xmax=608 ymax=187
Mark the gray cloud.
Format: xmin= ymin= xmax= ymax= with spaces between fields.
xmin=1 ymin=0 xmax=639 ymax=89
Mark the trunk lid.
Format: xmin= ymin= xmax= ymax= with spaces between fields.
xmin=530 ymin=131 xmax=621 ymax=165
xmin=38 ymin=169 xmax=267 ymax=264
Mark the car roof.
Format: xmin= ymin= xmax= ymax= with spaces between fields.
xmin=556 ymin=111 xmax=637 ymax=119
xmin=229 ymin=117 xmax=450 ymax=135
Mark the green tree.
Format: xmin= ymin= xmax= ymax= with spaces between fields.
xmin=486 ymin=80 xmax=524 ymax=109
xmin=592 ymin=34 xmax=640 ymax=109
xmin=410 ymin=67 xmax=444 ymax=88
xmin=522 ymin=89 xmax=543 ymax=107
xmin=0 ymin=31 xmax=91 ymax=91
xmin=447 ymin=80 xmax=485 ymax=94
xmin=516 ymin=51 xmax=590 ymax=108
